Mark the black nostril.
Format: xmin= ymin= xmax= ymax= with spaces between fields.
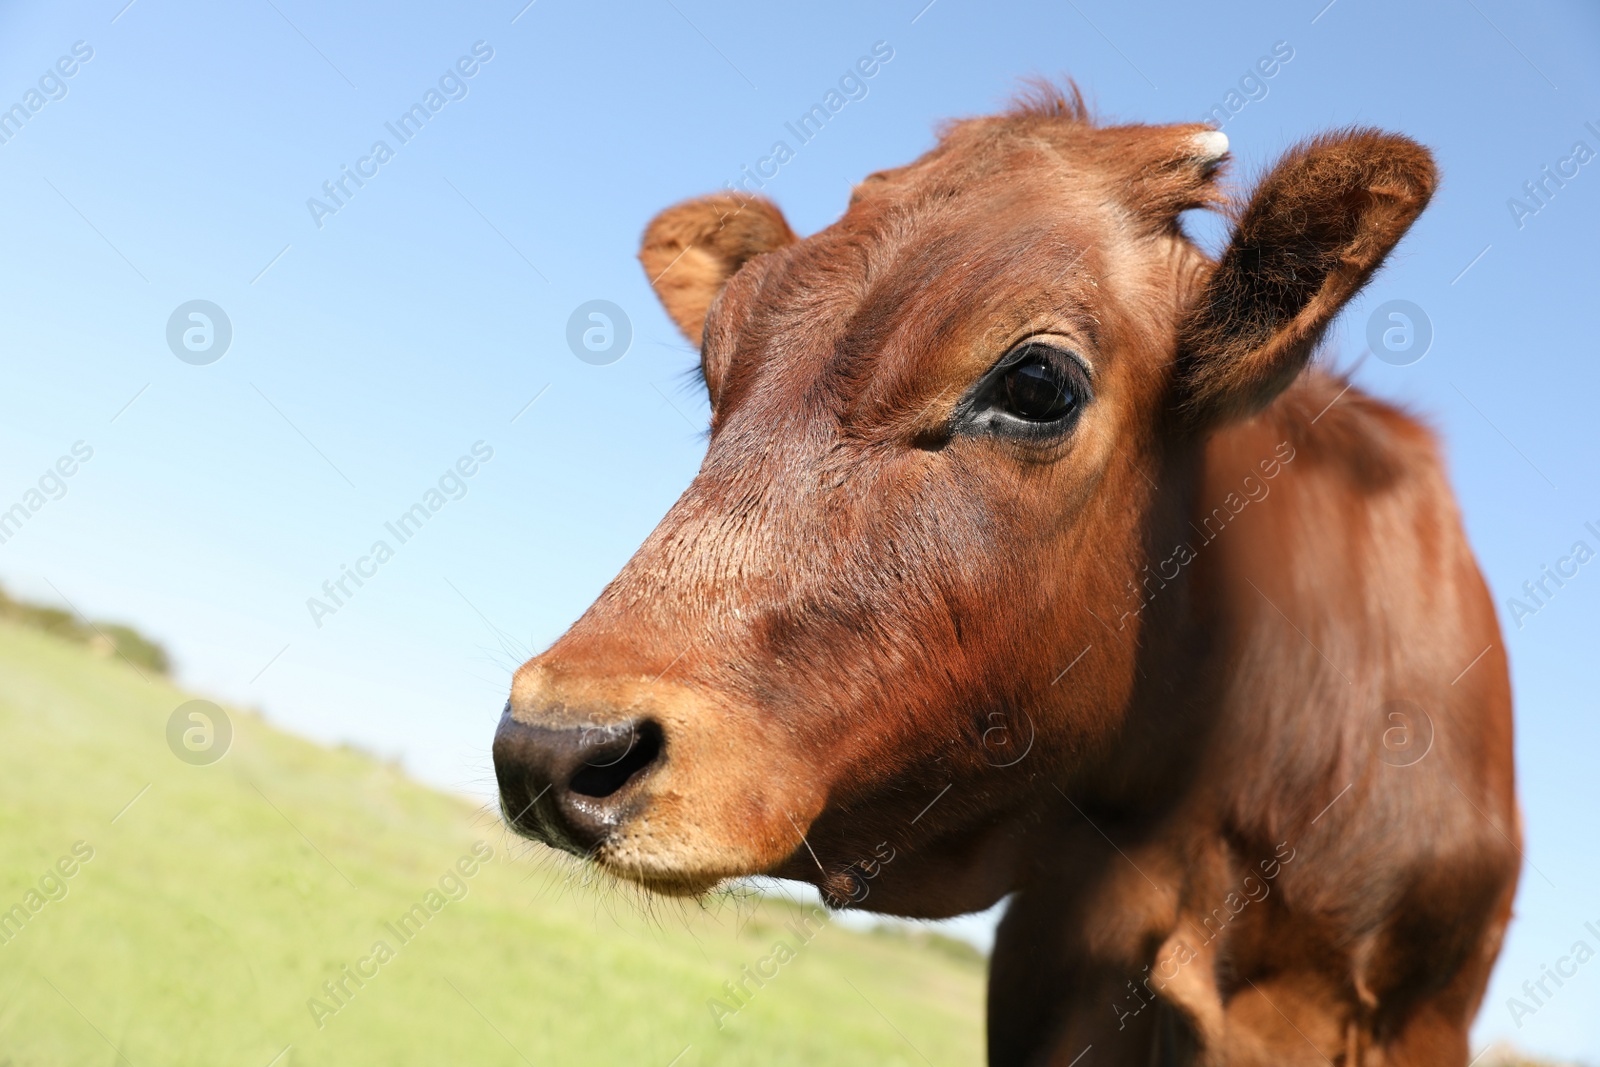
xmin=492 ymin=708 xmax=665 ymax=852
xmin=569 ymin=721 xmax=663 ymax=799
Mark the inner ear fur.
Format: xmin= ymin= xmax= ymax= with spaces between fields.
xmin=1177 ymin=129 xmax=1438 ymax=426
xmin=638 ymin=194 xmax=797 ymax=345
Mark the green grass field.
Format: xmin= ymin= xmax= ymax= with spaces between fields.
xmin=0 ymin=618 xmax=986 ymax=1065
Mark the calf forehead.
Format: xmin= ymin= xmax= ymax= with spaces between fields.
xmin=810 ymin=131 xmax=1121 ymax=315
xmin=714 ymin=163 xmax=1120 ymax=422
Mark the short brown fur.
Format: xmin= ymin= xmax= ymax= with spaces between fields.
xmin=498 ymin=87 xmax=1518 ymax=1067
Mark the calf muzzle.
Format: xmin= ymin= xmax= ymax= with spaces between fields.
xmin=493 ymin=705 xmax=664 ymax=854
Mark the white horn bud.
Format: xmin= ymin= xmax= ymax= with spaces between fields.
xmin=1189 ymin=130 xmax=1230 ymax=163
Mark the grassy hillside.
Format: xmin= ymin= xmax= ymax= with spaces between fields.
xmin=0 ymin=618 xmax=985 ymax=1066
xmin=0 ymin=583 xmax=169 ymax=676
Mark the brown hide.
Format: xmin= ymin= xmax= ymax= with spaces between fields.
xmin=494 ymin=87 xmax=1519 ymax=1066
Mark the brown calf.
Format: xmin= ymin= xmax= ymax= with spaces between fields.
xmin=494 ymin=87 xmax=1519 ymax=1065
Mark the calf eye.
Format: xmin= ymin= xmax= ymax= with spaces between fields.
xmin=952 ymin=339 xmax=1090 ymax=440
xmin=1003 ymin=356 xmax=1077 ymax=422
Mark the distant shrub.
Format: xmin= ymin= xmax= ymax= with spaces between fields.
xmin=0 ymin=584 xmax=171 ymax=675
xmin=866 ymin=922 xmax=986 ymax=966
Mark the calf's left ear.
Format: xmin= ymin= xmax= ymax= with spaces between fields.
xmin=1176 ymin=129 xmax=1437 ymax=426
xmin=638 ymin=194 xmax=797 ymax=346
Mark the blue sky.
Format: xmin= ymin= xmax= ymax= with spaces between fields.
xmin=0 ymin=0 xmax=1596 ymax=1058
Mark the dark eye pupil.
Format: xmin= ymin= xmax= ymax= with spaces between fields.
xmin=1003 ymin=360 xmax=1075 ymax=421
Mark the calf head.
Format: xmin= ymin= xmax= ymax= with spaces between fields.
xmin=495 ymin=89 xmax=1434 ymax=913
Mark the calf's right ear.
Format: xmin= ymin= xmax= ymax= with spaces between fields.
xmin=638 ymin=194 xmax=797 ymax=346
xmin=1176 ymin=129 xmax=1437 ymax=427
